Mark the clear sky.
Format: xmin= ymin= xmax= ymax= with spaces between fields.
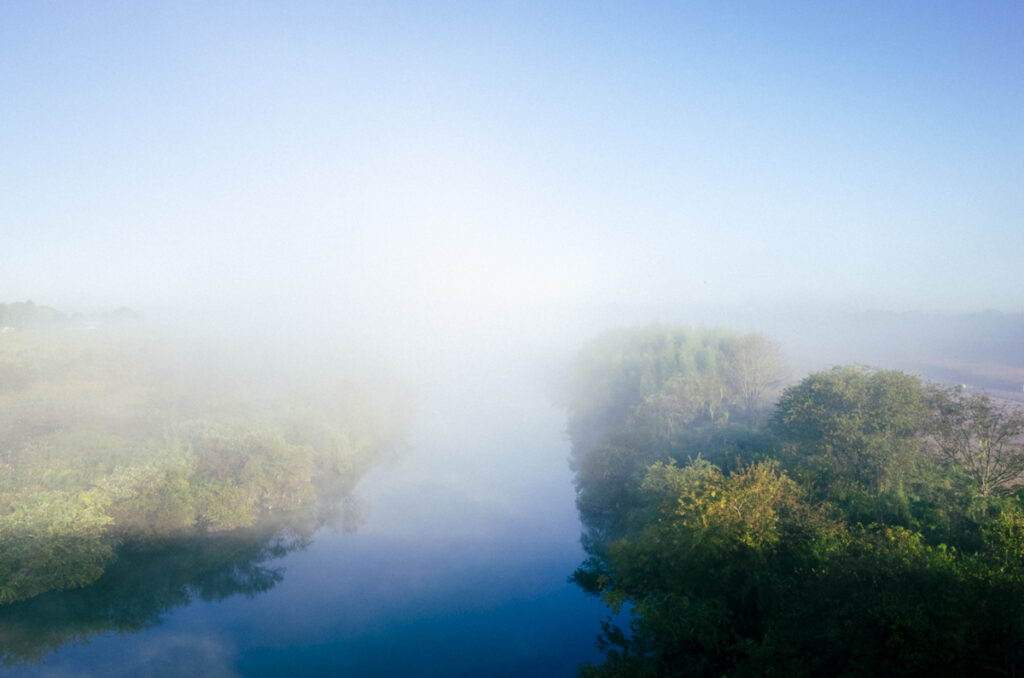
xmin=2 ymin=1 xmax=1022 ymax=325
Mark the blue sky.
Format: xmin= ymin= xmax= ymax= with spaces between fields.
xmin=2 ymin=1 xmax=1021 ymax=323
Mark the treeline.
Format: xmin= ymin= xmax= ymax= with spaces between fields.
xmin=0 ymin=300 xmax=139 ymax=329
xmin=0 ymin=323 xmax=405 ymax=607
xmin=565 ymin=326 xmax=1024 ymax=677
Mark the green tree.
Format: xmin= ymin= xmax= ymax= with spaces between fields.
xmin=575 ymin=458 xmax=842 ymax=677
xmin=0 ymin=491 xmax=113 ymax=604
xmin=566 ymin=326 xmax=782 ymax=550
xmin=772 ymin=366 xmax=934 ymax=523
xmin=570 ymin=350 xmax=1024 ymax=676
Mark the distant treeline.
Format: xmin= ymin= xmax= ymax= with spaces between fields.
xmin=566 ymin=325 xmax=1024 ymax=677
xmin=0 ymin=315 xmax=405 ymax=613
xmin=0 ymin=300 xmax=140 ymax=329
xmin=747 ymin=308 xmax=1024 ymax=387
xmin=839 ymin=309 xmax=1024 ymax=367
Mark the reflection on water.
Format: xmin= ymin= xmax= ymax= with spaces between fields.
xmin=0 ymin=492 xmax=372 ymax=668
xmin=0 ymin=530 xmax=302 ymax=666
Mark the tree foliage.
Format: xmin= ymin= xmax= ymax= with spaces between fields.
xmin=771 ymin=366 xmax=940 ymax=526
xmin=564 ymin=326 xmax=782 ymax=547
xmin=564 ymin=326 xmax=779 ymax=461
xmin=0 ymin=325 xmax=405 ymax=606
xmin=567 ymin=328 xmax=1024 ymax=676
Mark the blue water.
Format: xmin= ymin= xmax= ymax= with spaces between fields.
xmin=3 ymin=349 xmax=610 ymax=677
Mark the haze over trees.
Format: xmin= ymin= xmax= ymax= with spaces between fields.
xmin=563 ymin=326 xmax=782 ymax=549
xmin=565 ymin=325 xmax=1024 ymax=677
xmin=0 ymin=307 xmax=406 ymax=623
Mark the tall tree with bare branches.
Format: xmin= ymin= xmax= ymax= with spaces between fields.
xmin=927 ymin=387 xmax=1024 ymax=499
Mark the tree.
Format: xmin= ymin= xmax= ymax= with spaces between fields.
xmin=721 ymin=333 xmax=782 ymax=419
xmin=573 ymin=458 xmax=843 ymax=677
xmin=573 ymin=454 xmax=1024 ymax=677
xmin=772 ymin=366 xmax=933 ymax=518
xmin=566 ymin=326 xmax=785 ymax=551
xmin=570 ymin=350 xmax=1024 ymax=676
xmin=563 ymin=326 xmax=703 ymax=459
xmin=927 ymin=387 xmax=1024 ymax=499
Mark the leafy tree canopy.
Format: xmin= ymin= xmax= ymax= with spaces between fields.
xmin=0 ymin=320 xmax=405 ymax=608
xmin=568 ymin=328 xmax=1024 ymax=676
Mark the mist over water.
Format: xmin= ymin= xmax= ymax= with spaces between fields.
xmin=2 ymin=1 xmax=1021 ymax=674
xmin=5 ymin=296 xmax=1020 ymax=675
xmin=0 ymin=303 xmax=617 ymax=676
